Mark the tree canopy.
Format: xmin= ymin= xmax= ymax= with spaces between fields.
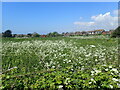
xmin=32 ymin=32 xmax=40 ymax=37
xmin=111 ymin=26 xmax=120 ymax=38
xmin=47 ymin=32 xmax=61 ymax=37
xmin=2 ymin=30 xmax=12 ymax=37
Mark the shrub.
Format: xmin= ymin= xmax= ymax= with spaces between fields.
xmin=2 ymin=30 xmax=12 ymax=37
xmin=111 ymin=26 xmax=120 ymax=38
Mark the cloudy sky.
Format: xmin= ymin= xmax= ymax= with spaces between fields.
xmin=3 ymin=2 xmax=118 ymax=34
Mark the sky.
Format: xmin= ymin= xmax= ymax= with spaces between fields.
xmin=2 ymin=2 xmax=118 ymax=34
xmin=2 ymin=0 xmax=120 ymax=2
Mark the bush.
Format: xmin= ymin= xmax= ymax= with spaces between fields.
xmin=47 ymin=32 xmax=61 ymax=37
xmin=111 ymin=26 xmax=120 ymax=38
xmin=1 ymin=65 xmax=120 ymax=89
xmin=2 ymin=30 xmax=12 ymax=37
xmin=32 ymin=32 xmax=40 ymax=37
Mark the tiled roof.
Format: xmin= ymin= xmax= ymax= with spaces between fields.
xmin=88 ymin=31 xmax=94 ymax=32
xmin=94 ymin=29 xmax=104 ymax=31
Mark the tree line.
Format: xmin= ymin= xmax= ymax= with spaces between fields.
xmin=2 ymin=30 xmax=62 ymax=38
xmin=2 ymin=26 xmax=120 ymax=38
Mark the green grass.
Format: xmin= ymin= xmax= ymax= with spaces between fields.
xmin=1 ymin=37 xmax=120 ymax=89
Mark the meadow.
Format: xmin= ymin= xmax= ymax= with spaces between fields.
xmin=1 ymin=36 xmax=120 ymax=89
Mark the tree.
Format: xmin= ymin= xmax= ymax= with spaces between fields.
xmin=52 ymin=32 xmax=59 ymax=37
xmin=2 ymin=30 xmax=12 ymax=37
xmin=32 ymin=32 xmax=40 ymax=37
xmin=47 ymin=32 xmax=52 ymax=37
xmin=27 ymin=33 xmax=32 ymax=37
xmin=47 ymin=32 xmax=60 ymax=37
xmin=111 ymin=26 xmax=120 ymax=38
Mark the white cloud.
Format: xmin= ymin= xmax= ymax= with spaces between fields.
xmin=74 ymin=22 xmax=95 ymax=26
xmin=91 ymin=12 xmax=111 ymax=22
xmin=74 ymin=11 xmax=118 ymax=31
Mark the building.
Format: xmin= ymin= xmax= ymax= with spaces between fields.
xmin=102 ymin=30 xmax=114 ymax=35
xmin=41 ymin=35 xmax=47 ymax=37
xmin=63 ymin=29 xmax=113 ymax=36
xmin=87 ymin=29 xmax=105 ymax=35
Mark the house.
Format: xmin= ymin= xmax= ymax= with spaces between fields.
xmin=74 ymin=31 xmax=82 ymax=35
xmin=87 ymin=29 xmax=105 ymax=35
xmin=69 ymin=32 xmax=75 ymax=36
xmin=94 ymin=29 xmax=105 ymax=34
xmin=81 ymin=31 xmax=88 ymax=35
xmin=87 ymin=31 xmax=95 ymax=35
xmin=63 ymin=32 xmax=70 ymax=36
xmin=62 ymin=29 xmax=113 ymax=37
xmin=102 ymin=30 xmax=113 ymax=35
xmin=41 ymin=35 xmax=47 ymax=37
xmin=63 ymin=32 xmax=75 ymax=36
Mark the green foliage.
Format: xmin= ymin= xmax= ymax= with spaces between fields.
xmin=1 ymin=37 xmax=119 ymax=89
xmin=1 ymin=65 xmax=120 ymax=89
xmin=27 ymin=33 xmax=32 ymax=37
xmin=32 ymin=32 xmax=40 ymax=37
xmin=2 ymin=30 xmax=12 ymax=37
xmin=111 ymin=26 xmax=120 ymax=38
xmin=47 ymin=32 xmax=61 ymax=37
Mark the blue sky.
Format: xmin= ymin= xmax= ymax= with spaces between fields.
xmin=2 ymin=2 xmax=118 ymax=34
xmin=2 ymin=0 xmax=120 ymax=2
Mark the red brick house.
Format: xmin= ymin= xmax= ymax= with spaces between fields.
xmin=102 ymin=30 xmax=113 ymax=35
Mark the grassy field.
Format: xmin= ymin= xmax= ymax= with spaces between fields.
xmin=1 ymin=37 xmax=120 ymax=89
